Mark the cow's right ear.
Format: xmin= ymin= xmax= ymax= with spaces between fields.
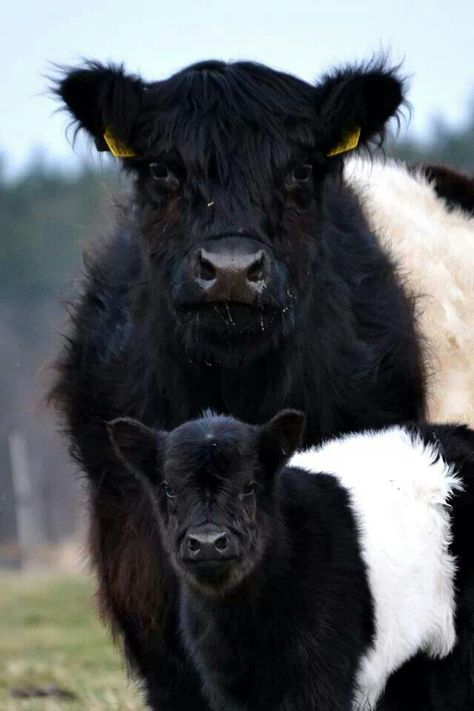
xmin=107 ymin=417 xmax=164 ymax=481
xmin=315 ymin=59 xmax=406 ymax=157
xmin=55 ymin=62 xmax=145 ymax=156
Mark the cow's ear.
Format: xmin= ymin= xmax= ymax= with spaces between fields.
xmin=258 ymin=409 xmax=306 ymax=475
xmin=315 ymin=61 xmax=405 ymax=157
xmin=55 ymin=62 xmax=144 ymax=157
xmin=107 ymin=417 xmax=164 ymax=481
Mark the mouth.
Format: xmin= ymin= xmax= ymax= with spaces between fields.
xmin=182 ymin=558 xmax=239 ymax=587
xmin=179 ymin=302 xmax=281 ymax=337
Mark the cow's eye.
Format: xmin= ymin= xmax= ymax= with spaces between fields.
xmin=149 ymin=163 xmax=180 ymax=191
xmin=241 ymin=481 xmax=257 ymax=497
xmin=163 ymin=481 xmax=178 ymax=499
xmin=285 ymin=163 xmax=313 ymax=190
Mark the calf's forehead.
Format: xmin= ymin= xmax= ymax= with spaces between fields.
xmin=163 ymin=418 xmax=256 ymax=484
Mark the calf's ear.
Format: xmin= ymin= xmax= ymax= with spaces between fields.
xmin=315 ymin=60 xmax=405 ymax=156
xmin=107 ymin=417 xmax=164 ymax=481
xmin=259 ymin=409 xmax=306 ymax=474
xmin=55 ymin=62 xmax=144 ymax=157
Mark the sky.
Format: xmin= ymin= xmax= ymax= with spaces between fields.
xmin=2 ymin=0 xmax=473 ymax=178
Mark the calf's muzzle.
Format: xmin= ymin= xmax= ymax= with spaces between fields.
xmin=182 ymin=525 xmax=239 ymax=562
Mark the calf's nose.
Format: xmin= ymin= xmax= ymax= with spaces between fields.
xmin=194 ymin=248 xmax=269 ymax=303
xmin=184 ymin=526 xmax=237 ymax=561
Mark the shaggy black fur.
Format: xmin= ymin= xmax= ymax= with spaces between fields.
xmin=108 ymin=413 xmax=474 ymax=711
xmin=51 ymin=58 xmax=425 ymax=709
xmin=108 ymin=411 xmax=375 ymax=711
xmin=421 ymin=163 xmax=474 ymax=216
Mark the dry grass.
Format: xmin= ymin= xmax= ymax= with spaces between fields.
xmin=0 ymin=573 xmax=146 ymax=710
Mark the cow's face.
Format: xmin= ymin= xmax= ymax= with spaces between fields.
xmin=107 ymin=409 xmax=305 ymax=595
xmin=57 ymin=59 xmax=404 ymax=361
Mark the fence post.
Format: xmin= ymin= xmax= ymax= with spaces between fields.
xmin=8 ymin=430 xmax=39 ymax=568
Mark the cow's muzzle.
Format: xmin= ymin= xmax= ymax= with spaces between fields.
xmin=188 ymin=236 xmax=271 ymax=304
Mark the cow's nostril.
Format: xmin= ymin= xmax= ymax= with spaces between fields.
xmin=247 ymin=252 xmax=266 ymax=283
xmin=198 ymin=252 xmax=217 ymax=282
xmin=214 ymin=533 xmax=228 ymax=552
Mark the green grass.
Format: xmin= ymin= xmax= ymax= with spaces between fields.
xmin=0 ymin=573 xmax=146 ymax=710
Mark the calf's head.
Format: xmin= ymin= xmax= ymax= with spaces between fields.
xmin=57 ymin=59 xmax=404 ymax=361
xmin=108 ymin=409 xmax=305 ymax=593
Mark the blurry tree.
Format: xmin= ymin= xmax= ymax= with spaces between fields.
xmin=0 ymin=162 xmax=123 ymax=307
xmin=389 ymin=103 xmax=474 ymax=172
xmin=0 ymin=160 xmax=124 ymax=567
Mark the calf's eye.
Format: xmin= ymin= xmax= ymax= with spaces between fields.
xmin=163 ymin=481 xmax=177 ymax=499
xmin=285 ymin=163 xmax=313 ymax=190
xmin=149 ymin=163 xmax=180 ymax=192
xmin=241 ymin=481 xmax=257 ymax=497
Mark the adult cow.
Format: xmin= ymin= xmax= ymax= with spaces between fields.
xmin=346 ymin=157 xmax=474 ymax=428
xmin=51 ymin=59 xmax=425 ymax=709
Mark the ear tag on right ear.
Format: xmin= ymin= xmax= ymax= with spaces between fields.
xmin=103 ymin=127 xmax=136 ymax=158
xmin=327 ymin=126 xmax=361 ymax=157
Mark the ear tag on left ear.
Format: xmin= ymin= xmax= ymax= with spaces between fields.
xmin=327 ymin=126 xmax=361 ymax=157
xmin=103 ymin=127 xmax=136 ymax=158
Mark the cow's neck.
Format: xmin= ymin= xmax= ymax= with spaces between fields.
xmin=136 ymin=293 xmax=339 ymax=440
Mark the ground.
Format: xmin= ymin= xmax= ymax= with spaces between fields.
xmin=0 ymin=573 xmax=145 ymax=710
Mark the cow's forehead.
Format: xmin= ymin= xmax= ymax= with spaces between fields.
xmin=137 ymin=62 xmax=318 ymax=159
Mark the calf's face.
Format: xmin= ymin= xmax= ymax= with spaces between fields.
xmin=57 ymin=59 xmax=404 ymax=361
xmin=108 ymin=410 xmax=304 ymax=593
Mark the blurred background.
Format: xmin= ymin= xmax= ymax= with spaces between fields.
xmin=1 ymin=0 xmax=473 ymax=707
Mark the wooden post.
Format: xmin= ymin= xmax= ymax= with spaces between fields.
xmin=8 ymin=430 xmax=38 ymax=568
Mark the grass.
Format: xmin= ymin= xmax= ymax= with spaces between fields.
xmin=0 ymin=573 xmax=146 ymax=710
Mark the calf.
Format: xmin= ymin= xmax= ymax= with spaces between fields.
xmin=109 ymin=412 xmax=474 ymax=711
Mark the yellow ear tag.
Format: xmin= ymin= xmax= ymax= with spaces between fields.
xmin=103 ymin=127 xmax=136 ymax=158
xmin=327 ymin=126 xmax=361 ymax=157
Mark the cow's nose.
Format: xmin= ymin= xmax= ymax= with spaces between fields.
xmin=194 ymin=248 xmax=269 ymax=303
xmin=183 ymin=527 xmax=238 ymax=562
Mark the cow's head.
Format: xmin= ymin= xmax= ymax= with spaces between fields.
xmin=57 ymin=59 xmax=404 ymax=361
xmin=107 ymin=409 xmax=305 ymax=594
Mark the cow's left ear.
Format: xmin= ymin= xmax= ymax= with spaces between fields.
xmin=315 ymin=61 xmax=405 ymax=157
xmin=54 ymin=62 xmax=145 ymax=157
xmin=258 ymin=409 xmax=306 ymax=475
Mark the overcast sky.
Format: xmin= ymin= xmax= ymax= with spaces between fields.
xmin=2 ymin=0 xmax=473 ymax=177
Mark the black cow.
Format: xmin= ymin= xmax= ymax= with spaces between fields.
xmin=51 ymin=58 xmax=425 ymax=709
xmin=108 ymin=411 xmax=474 ymax=711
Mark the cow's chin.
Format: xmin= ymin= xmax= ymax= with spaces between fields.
xmin=177 ymin=302 xmax=288 ymax=365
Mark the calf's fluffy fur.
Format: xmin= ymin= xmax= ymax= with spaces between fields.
xmin=109 ymin=412 xmax=474 ymax=710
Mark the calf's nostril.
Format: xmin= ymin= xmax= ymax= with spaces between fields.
xmin=187 ymin=536 xmax=201 ymax=554
xmin=214 ymin=533 xmax=229 ymax=552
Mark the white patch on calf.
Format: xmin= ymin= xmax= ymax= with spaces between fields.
xmin=290 ymin=426 xmax=462 ymax=710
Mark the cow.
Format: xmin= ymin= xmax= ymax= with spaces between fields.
xmin=108 ymin=410 xmax=474 ymax=711
xmin=345 ymin=157 xmax=474 ymax=428
xmin=51 ymin=58 xmax=425 ymax=708
xmin=421 ymin=164 xmax=474 ymax=216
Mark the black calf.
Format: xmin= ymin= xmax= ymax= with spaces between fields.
xmin=108 ymin=413 xmax=474 ymax=710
